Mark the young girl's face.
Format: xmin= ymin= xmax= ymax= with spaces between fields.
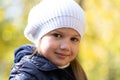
xmin=38 ymin=28 xmax=81 ymax=67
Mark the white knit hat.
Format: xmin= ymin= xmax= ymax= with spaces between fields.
xmin=24 ymin=0 xmax=86 ymax=45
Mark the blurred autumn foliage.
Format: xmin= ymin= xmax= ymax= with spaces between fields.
xmin=0 ymin=0 xmax=120 ymax=80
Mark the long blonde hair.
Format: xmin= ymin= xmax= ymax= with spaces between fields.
xmin=71 ymin=58 xmax=87 ymax=80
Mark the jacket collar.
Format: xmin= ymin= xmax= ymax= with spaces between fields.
xmin=22 ymin=54 xmax=58 ymax=71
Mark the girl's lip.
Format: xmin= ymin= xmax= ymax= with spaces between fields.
xmin=55 ymin=52 xmax=70 ymax=59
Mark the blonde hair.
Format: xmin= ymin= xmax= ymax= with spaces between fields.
xmin=71 ymin=58 xmax=87 ymax=80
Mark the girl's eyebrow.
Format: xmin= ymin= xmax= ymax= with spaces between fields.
xmin=74 ymin=35 xmax=81 ymax=37
xmin=50 ymin=30 xmax=62 ymax=34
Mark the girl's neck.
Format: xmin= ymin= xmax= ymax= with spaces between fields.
xmin=58 ymin=63 xmax=70 ymax=69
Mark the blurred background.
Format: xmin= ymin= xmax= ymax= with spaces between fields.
xmin=0 ymin=0 xmax=120 ymax=80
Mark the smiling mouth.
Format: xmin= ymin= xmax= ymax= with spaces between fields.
xmin=55 ymin=52 xmax=70 ymax=59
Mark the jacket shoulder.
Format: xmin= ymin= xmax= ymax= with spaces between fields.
xmin=9 ymin=70 xmax=37 ymax=80
xmin=9 ymin=56 xmax=46 ymax=80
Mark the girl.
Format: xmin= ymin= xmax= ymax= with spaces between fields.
xmin=9 ymin=0 xmax=87 ymax=80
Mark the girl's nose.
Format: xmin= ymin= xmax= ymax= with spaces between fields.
xmin=60 ymin=41 xmax=71 ymax=51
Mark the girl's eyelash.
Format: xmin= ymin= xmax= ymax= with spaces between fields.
xmin=71 ymin=37 xmax=79 ymax=42
xmin=52 ymin=33 xmax=61 ymax=37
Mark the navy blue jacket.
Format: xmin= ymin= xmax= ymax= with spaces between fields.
xmin=9 ymin=44 xmax=76 ymax=80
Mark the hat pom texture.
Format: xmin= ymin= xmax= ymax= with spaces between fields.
xmin=24 ymin=0 xmax=86 ymax=45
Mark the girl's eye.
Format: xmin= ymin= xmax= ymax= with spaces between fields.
xmin=71 ymin=37 xmax=79 ymax=42
xmin=52 ymin=33 xmax=62 ymax=38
